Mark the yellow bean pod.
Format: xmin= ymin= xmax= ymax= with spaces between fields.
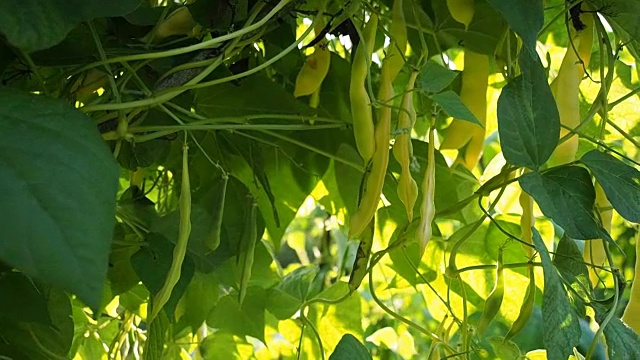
xmin=584 ymin=182 xmax=611 ymax=286
xmin=505 ymin=263 xmax=536 ymax=341
xmin=440 ymin=50 xmax=489 ymax=170
xmin=294 ymin=19 xmax=332 ymax=98
xmin=446 ymin=0 xmax=475 ymax=30
xmin=348 ymin=68 xmax=393 ymax=239
xmin=417 ymin=125 xmax=436 ymax=258
xmin=350 ymin=14 xmax=378 ymax=164
xmin=384 ymin=0 xmax=408 ymax=82
xmin=393 ymin=70 xmax=419 ymax=221
xmin=548 ymin=10 xmax=594 ymax=166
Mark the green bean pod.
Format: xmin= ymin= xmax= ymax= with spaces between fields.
xmin=205 ymin=174 xmax=228 ymax=254
xmin=504 ymin=263 xmax=536 ymax=341
xmin=237 ymin=200 xmax=258 ymax=306
xmin=350 ymin=14 xmax=378 ymax=164
xmin=150 ymin=141 xmax=192 ymax=322
xmin=477 ymin=249 xmax=505 ymax=335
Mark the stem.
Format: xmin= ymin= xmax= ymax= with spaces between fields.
xmin=71 ymin=0 xmax=290 ymax=73
xmin=259 ymin=130 xmax=365 ymax=172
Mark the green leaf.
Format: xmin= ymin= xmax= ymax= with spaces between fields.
xmin=593 ymin=304 xmax=640 ymax=360
xmin=0 ymin=89 xmax=119 ymax=311
xmin=520 ymin=167 xmax=609 ymax=241
xmin=532 ymin=228 xmax=581 ymax=360
xmin=485 ymin=0 xmax=543 ymax=49
xmin=174 ymin=271 xmax=219 ymax=333
xmin=430 ymin=90 xmax=482 ymax=127
xmin=0 ymin=285 xmax=73 ymax=360
xmin=206 ymin=286 xmax=266 ymax=343
xmin=417 ymin=61 xmax=458 ymax=94
xmin=497 ymin=51 xmax=559 ymax=170
xmin=130 ymin=233 xmax=195 ymax=320
xmin=329 ymin=334 xmax=372 ymax=360
xmin=199 ymin=331 xmax=254 ymax=360
xmin=0 ymin=272 xmax=51 ymax=326
xmin=552 ymin=235 xmax=591 ymax=316
xmin=581 ymin=150 xmax=640 ymax=223
xmin=266 ymin=265 xmax=318 ymax=320
xmin=194 ymin=73 xmax=315 ymax=117
xmin=0 ymin=0 xmax=141 ymax=52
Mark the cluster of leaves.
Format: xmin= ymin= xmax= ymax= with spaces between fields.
xmin=0 ymin=0 xmax=639 ymax=359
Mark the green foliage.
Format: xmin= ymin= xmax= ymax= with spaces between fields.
xmin=0 ymin=0 xmax=639 ymax=359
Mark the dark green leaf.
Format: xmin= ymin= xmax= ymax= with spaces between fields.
xmin=0 ymin=286 xmax=73 ymax=360
xmin=593 ymin=304 xmax=640 ymax=360
xmin=0 ymin=89 xmax=119 ymax=311
xmin=430 ymin=90 xmax=482 ymax=126
xmin=552 ymin=235 xmax=591 ymax=316
xmin=0 ymin=272 xmax=51 ymax=325
xmin=485 ymin=0 xmax=544 ymax=49
xmin=194 ymin=73 xmax=315 ymax=117
xmin=581 ymin=150 xmax=640 ymax=223
xmin=0 ymin=0 xmax=141 ymax=52
xmin=206 ymin=286 xmax=266 ymax=343
xmin=329 ymin=334 xmax=372 ymax=360
xmin=417 ymin=61 xmax=458 ymax=94
xmin=520 ymin=166 xmax=609 ymax=241
xmin=131 ymin=233 xmax=195 ymax=320
xmin=532 ymin=228 xmax=581 ymax=360
xmin=497 ymin=51 xmax=559 ymax=170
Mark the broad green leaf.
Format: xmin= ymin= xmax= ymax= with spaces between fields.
xmin=430 ymin=90 xmax=482 ymax=126
xmin=131 ymin=233 xmax=195 ymax=320
xmin=0 ymin=272 xmax=51 ymax=325
xmin=0 ymin=285 xmax=73 ymax=360
xmin=206 ymin=286 xmax=266 ymax=343
xmin=485 ymin=0 xmax=543 ymax=49
xmin=552 ymin=236 xmax=590 ymax=316
xmin=329 ymin=334 xmax=372 ymax=360
xmin=0 ymin=89 xmax=119 ymax=311
xmin=266 ymin=265 xmax=318 ymax=319
xmin=581 ymin=150 xmax=640 ymax=223
xmin=593 ymin=304 xmax=640 ymax=360
xmin=497 ymin=51 xmax=559 ymax=170
xmin=532 ymin=228 xmax=581 ymax=360
xmin=0 ymin=0 xmax=140 ymax=52
xmin=199 ymin=331 xmax=254 ymax=360
xmin=520 ymin=167 xmax=609 ymax=241
xmin=174 ymin=271 xmax=219 ymax=333
xmin=417 ymin=61 xmax=458 ymax=94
